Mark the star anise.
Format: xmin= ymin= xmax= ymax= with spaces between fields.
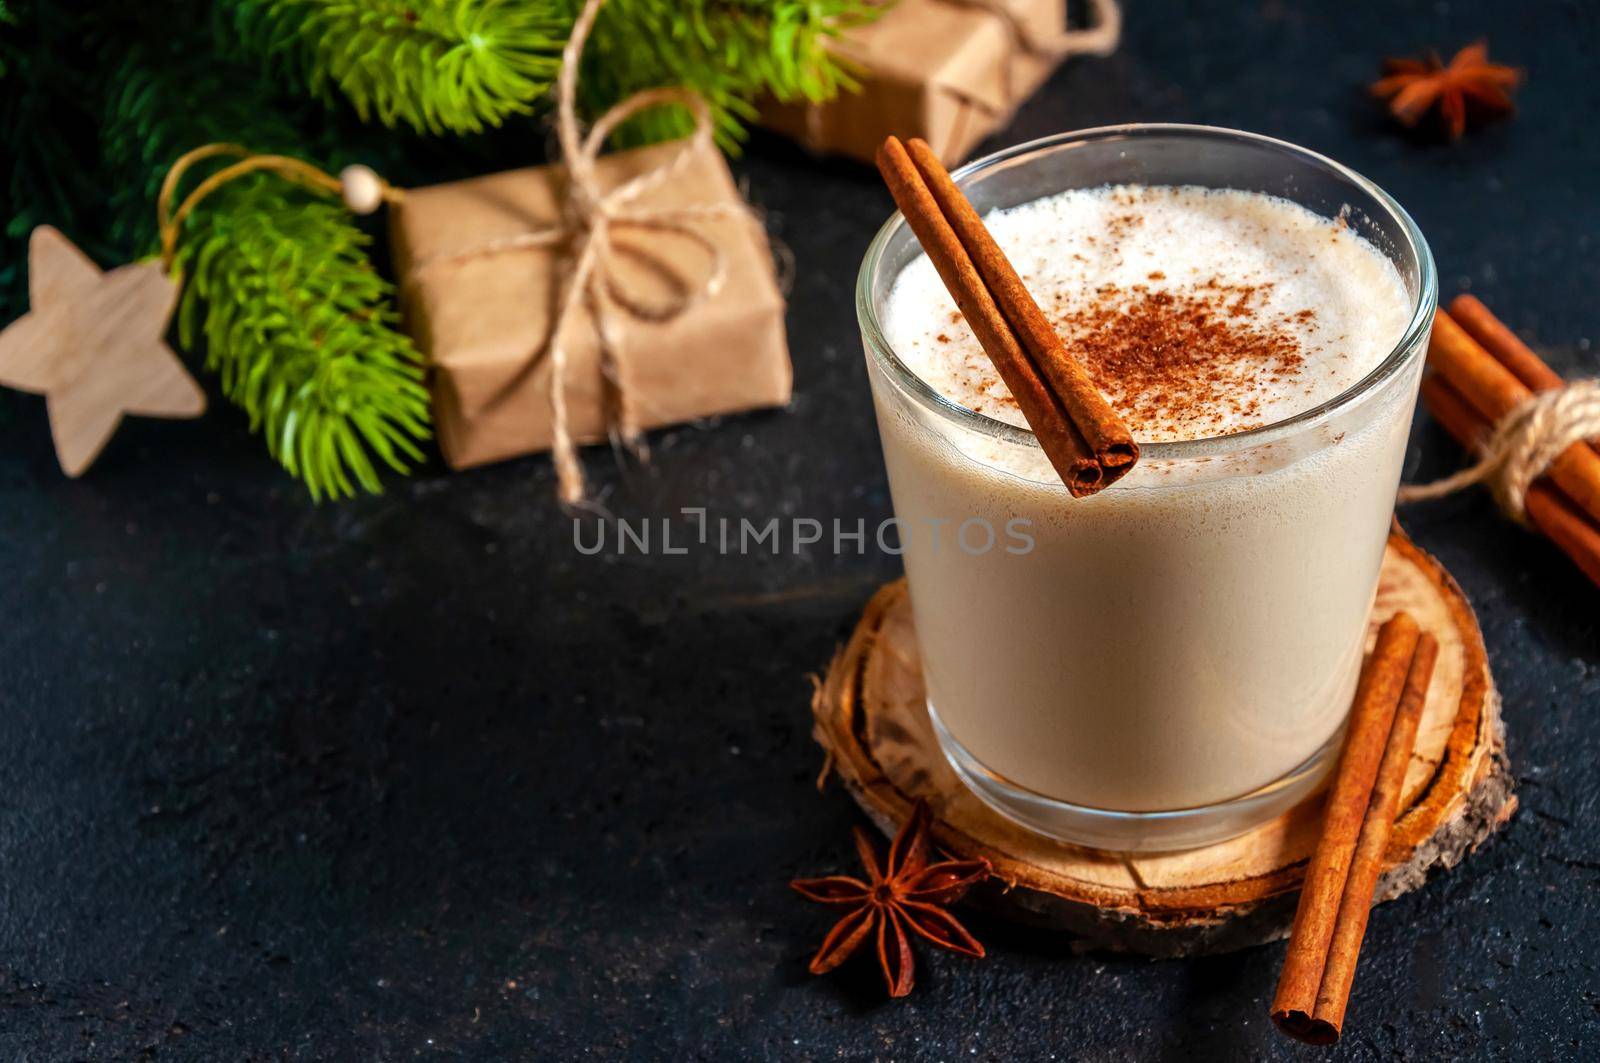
xmin=1370 ymin=41 xmax=1521 ymax=140
xmin=791 ymin=801 xmax=989 ymax=997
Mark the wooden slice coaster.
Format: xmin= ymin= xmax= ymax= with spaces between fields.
xmin=810 ymin=530 xmax=1515 ymax=957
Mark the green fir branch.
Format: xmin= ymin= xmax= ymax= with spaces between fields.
xmin=219 ymin=0 xmax=876 ymax=147
xmin=175 ymin=179 xmax=432 ymax=500
xmin=577 ymin=0 xmax=878 ymax=149
xmin=224 ymin=0 xmax=568 ymax=135
xmin=0 ymin=3 xmax=17 ymax=78
xmin=96 ymin=31 xmax=430 ymax=500
xmin=100 ymin=39 xmax=306 ymax=254
xmin=0 ymin=0 xmax=109 ymax=308
xmin=5 ymin=0 xmax=882 ymax=497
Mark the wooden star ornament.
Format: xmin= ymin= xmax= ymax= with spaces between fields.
xmin=0 ymin=226 xmax=205 ymax=476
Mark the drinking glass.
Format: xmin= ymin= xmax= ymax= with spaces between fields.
xmin=856 ymin=125 xmax=1436 ymax=851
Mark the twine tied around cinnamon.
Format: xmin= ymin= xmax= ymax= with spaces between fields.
xmin=804 ymin=0 xmax=1122 ymax=159
xmin=1399 ymin=379 xmax=1600 ymax=524
xmin=400 ymin=0 xmax=752 ymax=505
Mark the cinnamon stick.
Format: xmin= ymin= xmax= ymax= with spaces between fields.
xmin=1427 ymin=309 xmax=1600 ymax=527
xmin=1449 ymin=294 xmax=1600 ymax=453
xmin=1306 ymin=633 xmax=1439 ymax=1043
xmin=901 ymin=137 xmax=1139 ymax=481
xmin=1271 ymin=611 xmax=1423 ymax=1044
xmin=1421 ymin=373 xmax=1600 ymax=590
xmin=1448 ymin=294 xmax=1567 ymax=394
xmin=874 ymin=135 xmax=1134 ymax=495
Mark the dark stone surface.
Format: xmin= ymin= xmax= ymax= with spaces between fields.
xmin=2 ymin=1 xmax=1597 ymax=1059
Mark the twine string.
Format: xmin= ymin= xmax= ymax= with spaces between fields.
xmin=1399 ymin=380 xmax=1600 ymax=524
xmin=403 ymin=0 xmax=747 ymax=504
xmin=156 ymin=144 xmax=402 ymax=272
xmin=803 ymin=0 xmax=1122 ymax=155
xmin=948 ymin=0 xmax=1122 ymax=69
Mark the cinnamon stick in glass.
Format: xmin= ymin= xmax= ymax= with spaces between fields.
xmin=1427 ymin=309 xmax=1600 ymax=527
xmin=901 ymin=137 xmax=1139 ymax=480
xmin=1271 ymin=611 xmax=1424 ymax=1044
xmin=1421 ymin=373 xmax=1600 ymax=590
xmin=874 ymin=135 xmax=1136 ymax=496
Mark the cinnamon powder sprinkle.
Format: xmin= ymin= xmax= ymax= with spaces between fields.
xmin=1048 ymin=280 xmax=1310 ymax=438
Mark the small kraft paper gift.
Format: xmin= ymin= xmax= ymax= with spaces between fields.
xmin=760 ymin=0 xmax=1121 ymax=166
xmin=391 ymin=16 xmax=790 ymax=502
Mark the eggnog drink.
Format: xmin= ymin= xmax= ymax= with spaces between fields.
xmin=862 ymin=143 xmax=1431 ymax=849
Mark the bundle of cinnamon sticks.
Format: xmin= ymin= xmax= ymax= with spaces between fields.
xmin=874 ymin=136 xmax=1137 ymax=495
xmin=1271 ymin=612 xmax=1439 ymax=1045
xmin=1420 ymin=295 xmax=1600 ymax=588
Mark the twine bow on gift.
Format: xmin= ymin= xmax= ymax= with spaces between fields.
xmin=403 ymin=0 xmax=749 ymax=505
xmin=944 ymin=0 xmax=1122 ymax=102
xmin=807 ymin=0 xmax=1122 ymax=160
xmin=1399 ymin=380 xmax=1600 ymax=524
xmin=147 ymin=0 xmax=752 ymax=505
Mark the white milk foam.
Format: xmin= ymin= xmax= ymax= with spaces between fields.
xmin=883 ymin=185 xmax=1411 ymax=442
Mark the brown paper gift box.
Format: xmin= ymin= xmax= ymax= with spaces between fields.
xmin=758 ymin=0 xmax=1070 ymax=166
xmin=390 ymin=138 xmax=792 ymax=471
